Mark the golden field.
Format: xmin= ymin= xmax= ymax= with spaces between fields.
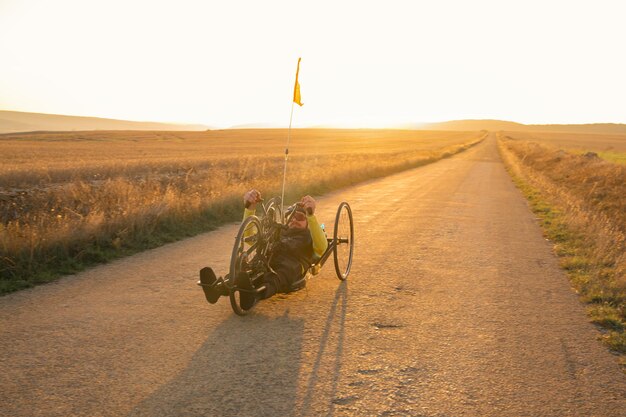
xmin=502 ymin=131 xmax=626 ymax=164
xmin=500 ymin=131 xmax=626 ymax=151
xmin=0 ymin=128 xmax=485 ymax=292
xmin=498 ymin=134 xmax=626 ymax=354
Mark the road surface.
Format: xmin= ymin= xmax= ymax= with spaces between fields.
xmin=1 ymin=134 xmax=625 ymax=416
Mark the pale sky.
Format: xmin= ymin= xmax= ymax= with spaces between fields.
xmin=1 ymin=0 xmax=625 ymax=128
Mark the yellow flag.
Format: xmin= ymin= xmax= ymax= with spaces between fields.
xmin=293 ymin=58 xmax=303 ymax=106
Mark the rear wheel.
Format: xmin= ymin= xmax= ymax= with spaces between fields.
xmin=229 ymin=215 xmax=263 ymax=315
xmin=333 ymin=202 xmax=354 ymax=280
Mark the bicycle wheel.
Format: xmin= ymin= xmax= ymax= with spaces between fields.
xmin=229 ymin=215 xmax=263 ymax=315
xmin=261 ymin=197 xmax=282 ymax=246
xmin=333 ymin=202 xmax=354 ymax=280
xmin=263 ymin=196 xmax=282 ymax=221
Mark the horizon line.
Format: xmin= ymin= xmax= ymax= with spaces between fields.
xmin=2 ymin=108 xmax=626 ymax=130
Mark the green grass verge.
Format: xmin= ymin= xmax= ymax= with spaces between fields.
xmin=569 ymin=149 xmax=626 ymax=165
xmin=598 ymin=151 xmax=626 ymax=165
xmin=504 ymin=167 xmax=625 ymax=366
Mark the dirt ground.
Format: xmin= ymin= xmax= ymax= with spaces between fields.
xmin=1 ymin=134 xmax=625 ymax=416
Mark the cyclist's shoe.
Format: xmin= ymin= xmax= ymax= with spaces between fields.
xmin=236 ymin=271 xmax=258 ymax=310
xmin=198 ymin=267 xmax=227 ymax=304
xmin=289 ymin=276 xmax=307 ymax=292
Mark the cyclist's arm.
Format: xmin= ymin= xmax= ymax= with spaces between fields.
xmin=307 ymin=214 xmax=328 ymax=258
xmin=243 ymin=189 xmax=261 ymax=223
xmin=243 ymin=207 xmax=255 ymax=221
xmin=243 ymin=207 xmax=256 ymax=239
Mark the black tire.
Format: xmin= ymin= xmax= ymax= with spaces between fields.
xmin=333 ymin=202 xmax=354 ymax=280
xmin=229 ymin=215 xmax=263 ymax=316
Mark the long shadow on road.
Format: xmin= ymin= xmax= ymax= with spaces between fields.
xmin=129 ymin=282 xmax=348 ymax=417
xmin=128 ymin=311 xmax=304 ymax=417
xmin=299 ymin=281 xmax=348 ymax=416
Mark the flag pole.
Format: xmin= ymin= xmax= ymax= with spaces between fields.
xmin=280 ymin=57 xmax=302 ymax=222
xmin=280 ymin=101 xmax=295 ymax=222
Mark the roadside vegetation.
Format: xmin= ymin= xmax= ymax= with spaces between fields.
xmin=498 ymin=134 xmax=626 ymax=361
xmin=0 ymin=128 xmax=485 ymax=293
xmin=590 ymin=151 xmax=626 ymax=165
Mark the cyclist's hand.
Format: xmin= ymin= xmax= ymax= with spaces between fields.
xmin=244 ymin=189 xmax=262 ymax=209
xmin=301 ymin=195 xmax=316 ymax=215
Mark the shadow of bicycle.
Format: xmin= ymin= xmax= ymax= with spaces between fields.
xmin=129 ymin=281 xmax=348 ymax=417
xmin=129 ymin=282 xmax=347 ymax=417
xmin=128 ymin=311 xmax=303 ymax=416
xmin=298 ymin=280 xmax=348 ymax=416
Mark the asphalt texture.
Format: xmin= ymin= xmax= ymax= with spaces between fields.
xmin=1 ymin=134 xmax=625 ymax=416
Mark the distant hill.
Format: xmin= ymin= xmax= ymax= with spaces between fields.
xmin=3 ymin=111 xmax=625 ymax=136
xmin=0 ymin=110 xmax=210 ymax=133
xmin=227 ymin=122 xmax=281 ymax=129
xmin=417 ymin=119 xmax=626 ymax=135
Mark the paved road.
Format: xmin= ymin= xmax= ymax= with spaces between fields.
xmin=1 ymin=134 xmax=625 ymax=416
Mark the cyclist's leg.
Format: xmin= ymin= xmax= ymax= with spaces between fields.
xmin=261 ymin=270 xmax=280 ymax=299
xmin=262 ymin=260 xmax=304 ymax=298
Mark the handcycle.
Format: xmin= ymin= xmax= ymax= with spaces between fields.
xmin=199 ymin=196 xmax=354 ymax=316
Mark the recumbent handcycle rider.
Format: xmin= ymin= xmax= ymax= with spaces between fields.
xmin=199 ymin=189 xmax=328 ymax=309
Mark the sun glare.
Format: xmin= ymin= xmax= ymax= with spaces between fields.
xmin=1 ymin=0 xmax=625 ymax=127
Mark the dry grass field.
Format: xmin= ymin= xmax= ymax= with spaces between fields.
xmin=0 ymin=128 xmax=485 ymax=293
xmin=502 ymin=131 xmax=626 ymax=164
xmin=498 ymin=134 xmax=626 ymax=354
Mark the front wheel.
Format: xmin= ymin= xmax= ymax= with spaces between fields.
xmin=333 ymin=202 xmax=354 ymax=280
xmin=261 ymin=197 xmax=282 ymax=249
xmin=229 ymin=215 xmax=263 ymax=316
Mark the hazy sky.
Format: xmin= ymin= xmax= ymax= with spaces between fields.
xmin=1 ymin=0 xmax=625 ymax=128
